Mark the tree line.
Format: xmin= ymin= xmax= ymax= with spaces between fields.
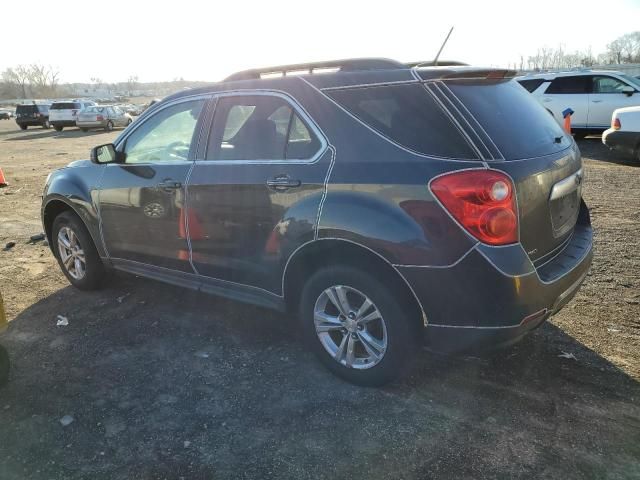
xmin=516 ymin=31 xmax=640 ymax=71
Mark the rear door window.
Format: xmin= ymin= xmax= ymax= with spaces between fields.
xmin=327 ymin=84 xmax=476 ymax=159
xmin=207 ymin=95 xmax=321 ymax=161
xmin=448 ymin=80 xmax=568 ymax=160
xmin=545 ymin=76 xmax=590 ymax=94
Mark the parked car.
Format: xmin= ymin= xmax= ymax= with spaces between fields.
xmin=15 ymin=103 xmax=51 ymax=129
xmin=42 ymin=58 xmax=593 ymax=386
xmin=0 ymin=108 xmax=15 ymax=120
xmin=120 ymin=104 xmax=143 ymax=116
xmin=602 ymin=106 xmax=640 ymax=161
xmin=49 ymin=100 xmax=96 ymax=131
xmin=516 ymin=70 xmax=640 ymax=138
xmin=76 ymin=105 xmax=133 ymax=132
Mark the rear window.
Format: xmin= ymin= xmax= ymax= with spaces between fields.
xmin=448 ymin=80 xmax=568 ymax=160
xmin=51 ymin=102 xmax=81 ymax=110
xmin=517 ymin=79 xmax=545 ymax=93
xmin=327 ymin=84 xmax=476 ymax=159
xmin=16 ymin=105 xmax=48 ymax=113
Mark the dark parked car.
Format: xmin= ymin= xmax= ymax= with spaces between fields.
xmin=0 ymin=109 xmax=14 ymax=120
xmin=15 ymin=103 xmax=51 ymax=130
xmin=41 ymin=58 xmax=593 ymax=385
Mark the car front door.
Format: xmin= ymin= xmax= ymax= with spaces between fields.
xmin=540 ymin=75 xmax=590 ymax=128
xmin=588 ymin=75 xmax=639 ymax=129
xmin=187 ymin=93 xmax=331 ymax=294
xmin=98 ymin=97 xmax=207 ymax=272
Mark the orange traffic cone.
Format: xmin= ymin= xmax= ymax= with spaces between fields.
xmin=0 ymin=167 xmax=7 ymax=188
xmin=562 ymin=108 xmax=574 ymax=135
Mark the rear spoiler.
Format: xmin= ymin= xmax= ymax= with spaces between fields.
xmin=415 ymin=67 xmax=518 ymax=81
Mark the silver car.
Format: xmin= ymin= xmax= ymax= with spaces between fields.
xmin=76 ymin=105 xmax=132 ymax=132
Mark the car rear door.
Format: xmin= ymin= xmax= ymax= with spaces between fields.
xmin=587 ymin=75 xmax=640 ymax=129
xmin=540 ymin=75 xmax=590 ymax=127
xmin=186 ymin=93 xmax=331 ymax=294
xmin=98 ymin=97 xmax=208 ymax=272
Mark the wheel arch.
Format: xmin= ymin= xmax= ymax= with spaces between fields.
xmin=43 ymin=198 xmax=103 ymax=257
xmin=282 ymin=238 xmax=427 ymax=330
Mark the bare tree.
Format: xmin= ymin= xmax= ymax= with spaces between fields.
xmin=127 ymin=75 xmax=138 ymax=95
xmin=2 ymin=65 xmax=31 ymax=98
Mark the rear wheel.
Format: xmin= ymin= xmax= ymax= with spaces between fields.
xmin=81 ymin=128 xmax=89 ymax=132
xmin=19 ymin=125 xmax=27 ymax=130
xmin=52 ymin=211 xmax=105 ymax=290
xmin=127 ymin=118 xmax=132 ymax=126
xmin=299 ymin=266 xmax=417 ymax=386
xmin=105 ymin=121 xmax=114 ymax=132
xmin=54 ymin=126 xmax=63 ymax=132
xmin=42 ymin=120 xmax=51 ymax=129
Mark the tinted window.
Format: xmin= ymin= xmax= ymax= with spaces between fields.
xmin=51 ymin=102 xmax=82 ymax=109
xmin=123 ymin=99 xmax=205 ymax=164
xmin=16 ymin=104 xmax=48 ymax=114
xmin=448 ymin=80 xmax=568 ymax=160
xmin=207 ymin=96 xmax=321 ymax=161
xmin=545 ymin=76 xmax=589 ymax=94
xmin=327 ymin=84 xmax=476 ymax=159
xmin=592 ymin=76 xmax=628 ymax=93
xmin=517 ymin=79 xmax=545 ymax=93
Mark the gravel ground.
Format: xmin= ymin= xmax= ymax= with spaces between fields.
xmin=0 ymin=120 xmax=638 ymax=479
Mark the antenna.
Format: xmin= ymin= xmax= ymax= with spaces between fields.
xmin=433 ymin=26 xmax=454 ymax=66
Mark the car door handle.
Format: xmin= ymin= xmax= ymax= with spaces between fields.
xmin=542 ymin=98 xmax=553 ymax=103
xmin=266 ymin=175 xmax=301 ymax=191
xmin=591 ymin=99 xmax=603 ymax=103
xmin=157 ymin=179 xmax=182 ymax=191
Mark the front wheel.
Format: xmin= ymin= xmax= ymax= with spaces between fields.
xmin=42 ymin=120 xmax=51 ymax=129
xmin=19 ymin=125 xmax=27 ymax=130
xmin=52 ymin=211 xmax=105 ymax=290
xmin=299 ymin=266 xmax=417 ymax=386
xmin=105 ymin=121 xmax=113 ymax=132
xmin=54 ymin=126 xmax=63 ymax=132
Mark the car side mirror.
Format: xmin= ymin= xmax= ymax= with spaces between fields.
xmin=90 ymin=143 xmax=124 ymax=164
xmin=622 ymin=86 xmax=635 ymax=96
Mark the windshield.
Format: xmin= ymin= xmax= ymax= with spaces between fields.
xmin=618 ymin=73 xmax=640 ymax=89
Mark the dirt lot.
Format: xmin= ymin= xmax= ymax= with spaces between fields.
xmin=0 ymin=119 xmax=638 ymax=479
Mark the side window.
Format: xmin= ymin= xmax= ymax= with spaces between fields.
xmin=592 ymin=76 xmax=627 ymax=94
xmin=517 ymin=79 xmax=545 ymax=93
xmin=123 ymin=99 xmax=205 ymax=164
xmin=545 ymin=76 xmax=589 ymax=94
xmin=206 ymin=95 xmax=321 ymax=161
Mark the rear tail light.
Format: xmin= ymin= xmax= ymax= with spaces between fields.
xmin=430 ymin=170 xmax=518 ymax=245
xmin=96 ymin=115 xmax=104 ymax=121
xmin=613 ymin=118 xmax=621 ymax=130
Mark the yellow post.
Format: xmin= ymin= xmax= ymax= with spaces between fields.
xmin=0 ymin=291 xmax=9 ymax=386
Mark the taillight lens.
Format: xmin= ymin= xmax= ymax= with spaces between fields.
xmin=430 ymin=170 xmax=518 ymax=245
xmin=613 ymin=118 xmax=621 ymax=130
xmin=96 ymin=115 xmax=104 ymax=121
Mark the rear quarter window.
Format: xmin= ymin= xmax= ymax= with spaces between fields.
xmin=448 ymin=80 xmax=568 ymax=160
xmin=517 ymin=79 xmax=545 ymax=93
xmin=327 ymin=84 xmax=477 ymax=159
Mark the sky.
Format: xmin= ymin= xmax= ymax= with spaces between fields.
xmin=2 ymin=0 xmax=639 ymax=83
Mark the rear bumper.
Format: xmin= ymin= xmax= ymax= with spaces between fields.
xmin=399 ymin=204 xmax=593 ymax=352
xmin=16 ymin=119 xmax=46 ymax=126
xmin=76 ymin=121 xmax=107 ymax=128
xmin=602 ymin=129 xmax=640 ymax=157
xmin=50 ymin=120 xmax=77 ymax=127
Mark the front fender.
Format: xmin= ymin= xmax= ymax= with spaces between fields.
xmin=42 ymin=164 xmax=105 ymax=256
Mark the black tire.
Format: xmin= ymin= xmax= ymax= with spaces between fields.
xmin=105 ymin=121 xmax=114 ymax=132
xmin=19 ymin=125 xmax=27 ymax=130
xmin=52 ymin=211 xmax=105 ymax=290
xmin=81 ymin=128 xmax=89 ymax=132
xmin=0 ymin=344 xmax=9 ymax=388
xmin=127 ymin=118 xmax=132 ymax=126
xmin=299 ymin=266 xmax=417 ymax=386
xmin=42 ymin=120 xmax=51 ymax=129
xmin=54 ymin=126 xmax=63 ymax=132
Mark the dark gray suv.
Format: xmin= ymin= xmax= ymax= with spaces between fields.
xmin=41 ymin=58 xmax=593 ymax=385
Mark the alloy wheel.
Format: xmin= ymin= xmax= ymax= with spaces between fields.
xmin=57 ymin=226 xmax=86 ymax=280
xmin=314 ymin=285 xmax=387 ymax=369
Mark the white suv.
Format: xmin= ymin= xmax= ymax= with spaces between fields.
xmin=516 ymin=70 xmax=640 ymax=138
xmin=49 ymin=100 xmax=96 ymax=131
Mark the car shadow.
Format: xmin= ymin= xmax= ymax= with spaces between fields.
xmin=576 ymin=137 xmax=638 ymax=167
xmin=5 ymin=129 xmax=112 ymax=141
xmin=0 ymin=275 xmax=638 ymax=479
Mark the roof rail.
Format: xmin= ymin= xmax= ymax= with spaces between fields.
xmin=407 ymin=60 xmax=469 ymax=68
xmin=224 ymin=58 xmax=405 ymax=82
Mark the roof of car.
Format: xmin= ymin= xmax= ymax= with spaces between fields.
xmin=516 ymin=70 xmax=626 ymax=80
xmin=161 ymin=57 xmax=516 ymax=104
